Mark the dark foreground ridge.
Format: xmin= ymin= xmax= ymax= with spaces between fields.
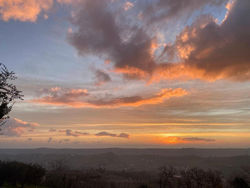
xmin=0 ymin=159 xmax=250 ymax=188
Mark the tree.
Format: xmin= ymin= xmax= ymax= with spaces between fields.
xmin=159 ymin=166 xmax=177 ymax=188
xmin=0 ymin=63 xmax=23 ymax=122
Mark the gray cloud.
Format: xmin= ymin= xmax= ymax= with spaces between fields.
xmin=96 ymin=131 xmax=117 ymax=137
xmin=95 ymin=131 xmax=130 ymax=139
xmin=182 ymin=137 xmax=216 ymax=142
xmin=118 ymin=133 xmax=130 ymax=138
xmin=68 ymin=0 xmax=156 ymax=78
xmin=32 ymin=87 xmax=89 ymax=106
xmin=49 ymin=128 xmax=57 ymax=132
xmin=58 ymin=139 xmax=71 ymax=144
xmin=95 ymin=70 xmax=111 ymax=86
xmin=48 ymin=137 xmax=53 ymax=143
xmin=61 ymin=129 xmax=89 ymax=137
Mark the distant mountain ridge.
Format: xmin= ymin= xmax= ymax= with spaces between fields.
xmin=0 ymin=148 xmax=250 ymax=157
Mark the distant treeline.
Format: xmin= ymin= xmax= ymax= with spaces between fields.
xmin=0 ymin=160 xmax=249 ymax=188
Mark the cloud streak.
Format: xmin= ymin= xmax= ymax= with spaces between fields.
xmin=31 ymin=88 xmax=188 ymax=108
xmin=164 ymin=136 xmax=216 ymax=144
xmin=182 ymin=137 xmax=216 ymax=142
xmin=95 ymin=131 xmax=129 ymax=138
xmin=58 ymin=129 xmax=129 ymax=139
xmin=60 ymin=129 xmax=89 ymax=137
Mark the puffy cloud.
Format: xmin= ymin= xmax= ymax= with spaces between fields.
xmin=95 ymin=131 xmax=129 ymax=138
xmin=0 ymin=0 xmax=53 ymax=22
xmin=157 ymin=0 xmax=250 ymax=81
xmin=67 ymin=0 xmax=250 ymax=82
xmin=68 ymin=0 xmax=157 ymax=79
xmin=95 ymin=70 xmax=111 ymax=86
xmin=0 ymin=118 xmax=39 ymax=137
xmin=32 ymin=87 xmax=188 ymax=108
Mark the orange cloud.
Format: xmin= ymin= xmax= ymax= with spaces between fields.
xmin=163 ymin=136 xmax=184 ymax=144
xmin=156 ymin=0 xmax=250 ymax=82
xmin=113 ymin=66 xmax=150 ymax=80
xmin=150 ymin=63 xmax=225 ymax=82
xmin=160 ymin=136 xmax=216 ymax=144
xmin=56 ymin=0 xmax=73 ymax=4
xmin=0 ymin=118 xmax=39 ymax=137
xmin=123 ymin=1 xmax=134 ymax=11
xmin=0 ymin=0 xmax=53 ymax=22
xmin=31 ymin=88 xmax=188 ymax=108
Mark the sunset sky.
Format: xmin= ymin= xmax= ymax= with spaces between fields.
xmin=0 ymin=0 xmax=250 ymax=148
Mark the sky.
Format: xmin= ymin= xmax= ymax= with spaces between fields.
xmin=0 ymin=0 xmax=250 ymax=148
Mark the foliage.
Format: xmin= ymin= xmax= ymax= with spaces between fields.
xmin=0 ymin=63 xmax=23 ymax=122
xmin=0 ymin=161 xmax=45 ymax=188
xmin=0 ymin=160 xmax=249 ymax=188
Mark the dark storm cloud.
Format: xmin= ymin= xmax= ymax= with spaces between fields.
xmin=68 ymin=0 xmax=156 ymax=78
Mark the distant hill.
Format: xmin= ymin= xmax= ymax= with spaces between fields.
xmin=0 ymin=148 xmax=250 ymax=176
xmin=0 ymin=148 xmax=250 ymax=157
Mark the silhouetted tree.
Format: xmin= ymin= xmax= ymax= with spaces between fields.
xmin=230 ymin=177 xmax=249 ymax=188
xmin=180 ymin=168 xmax=223 ymax=188
xmin=159 ymin=166 xmax=177 ymax=188
xmin=0 ymin=63 xmax=23 ymax=123
xmin=0 ymin=161 xmax=45 ymax=187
